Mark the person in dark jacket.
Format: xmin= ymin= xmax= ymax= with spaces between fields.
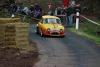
xmin=9 ymin=3 xmax=17 ymax=17
xmin=33 ymin=3 xmax=42 ymax=19
xmin=29 ymin=5 xmax=34 ymax=17
xmin=65 ymin=6 xmax=74 ymax=27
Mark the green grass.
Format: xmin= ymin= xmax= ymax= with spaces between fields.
xmin=69 ymin=28 xmax=100 ymax=45
xmin=69 ymin=20 xmax=100 ymax=46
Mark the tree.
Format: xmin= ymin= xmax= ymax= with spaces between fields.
xmin=76 ymin=0 xmax=100 ymax=17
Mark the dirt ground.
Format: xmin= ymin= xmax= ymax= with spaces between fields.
xmin=0 ymin=42 xmax=39 ymax=67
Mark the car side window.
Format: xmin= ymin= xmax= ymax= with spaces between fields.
xmin=43 ymin=19 xmax=48 ymax=24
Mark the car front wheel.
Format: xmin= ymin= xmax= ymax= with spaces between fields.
xmin=39 ymin=29 xmax=43 ymax=37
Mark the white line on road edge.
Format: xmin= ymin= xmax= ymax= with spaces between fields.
xmin=81 ymin=15 xmax=100 ymax=26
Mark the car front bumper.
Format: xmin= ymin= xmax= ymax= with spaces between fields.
xmin=43 ymin=30 xmax=65 ymax=36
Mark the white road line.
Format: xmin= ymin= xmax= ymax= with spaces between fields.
xmin=81 ymin=15 xmax=100 ymax=26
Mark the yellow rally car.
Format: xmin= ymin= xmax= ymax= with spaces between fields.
xmin=36 ymin=15 xmax=65 ymax=37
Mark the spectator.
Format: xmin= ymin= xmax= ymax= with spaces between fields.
xmin=9 ymin=3 xmax=17 ymax=17
xmin=54 ymin=7 xmax=65 ymax=24
xmin=33 ymin=3 xmax=42 ymax=19
xmin=65 ymin=6 xmax=74 ymax=27
xmin=55 ymin=7 xmax=64 ymax=15
xmin=29 ymin=5 xmax=34 ymax=11
xmin=47 ymin=2 xmax=54 ymax=15
xmin=29 ymin=5 xmax=35 ymax=17
xmin=16 ymin=4 xmax=24 ymax=14
xmin=22 ymin=6 xmax=29 ymax=15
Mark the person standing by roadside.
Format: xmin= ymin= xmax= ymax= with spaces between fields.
xmin=65 ymin=6 xmax=74 ymax=27
xmin=47 ymin=2 xmax=53 ymax=15
xmin=63 ymin=0 xmax=69 ymax=7
xmin=29 ymin=5 xmax=34 ymax=17
xmin=9 ymin=3 xmax=17 ymax=17
xmin=33 ymin=3 xmax=42 ymax=19
xmin=22 ymin=6 xmax=29 ymax=15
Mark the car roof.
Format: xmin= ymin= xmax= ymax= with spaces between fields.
xmin=42 ymin=15 xmax=60 ymax=19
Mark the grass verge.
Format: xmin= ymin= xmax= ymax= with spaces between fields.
xmin=68 ymin=20 xmax=100 ymax=46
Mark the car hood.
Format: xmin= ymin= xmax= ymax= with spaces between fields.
xmin=43 ymin=24 xmax=64 ymax=30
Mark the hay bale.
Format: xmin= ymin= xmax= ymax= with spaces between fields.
xmin=0 ymin=22 xmax=30 ymax=49
xmin=5 ymin=41 xmax=16 ymax=45
xmin=15 ymin=23 xmax=29 ymax=27
xmin=0 ymin=18 xmax=20 ymax=24
xmin=5 ymin=32 xmax=15 ymax=35
xmin=0 ymin=24 xmax=5 ymax=44
xmin=5 ymin=37 xmax=15 ymax=41
xmin=16 ymin=33 xmax=28 ymax=37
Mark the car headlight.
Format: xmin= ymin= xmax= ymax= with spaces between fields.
xmin=60 ymin=29 xmax=64 ymax=32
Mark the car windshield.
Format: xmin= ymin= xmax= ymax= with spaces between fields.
xmin=43 ymin=18 xmax=61 ymax=24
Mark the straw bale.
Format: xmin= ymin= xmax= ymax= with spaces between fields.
xmin=5 ymin=37 xmax=15 ymax=41
xmin=5 ymin=35 xmax=16 ymax=37
xmin=14 ymin=22 xmax=29 ymax=26
xmin=0 ymin=32 xmax=5 ymax=35
xmin=16 ymin=42 xmax=29 ymax=45
xmin=0 ymin=18 xmax=20 ymax=24
xmin=5 ymin=43 xmax=16 ymax=45
xmin=0 ymin=22 xmax=29 ymax=47
xmin=15 ymin=27 xmax=29 ymax=29
xmin=6 ymin=22 xmax=29 ymax=27
xmin=16 ymin=32 xmax=29 ymax=35
xmin=15 ymin=31 xmax=29 ymax=34
xmin=5 ymin=32 xmax=16 ymax=35
xmin=15 ymin=37 xmax=29 ymax=42
xmin=16 ymin=37 xmax=28 ymax=40
xmin=0 ymin=42 xmax=4 ymax=45
xmin=5 ymin=29 xmax=16 ymax=32
xmin=0 ymin=39 xmax=4 ymax=42
xmin=16 ymin=29 xmax=29 ymax=32
xmin=5 ymin=34 xmax=15 ymax=38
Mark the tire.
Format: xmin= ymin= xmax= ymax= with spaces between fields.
xmin=39 ymin=29 xmax=43 ymax=37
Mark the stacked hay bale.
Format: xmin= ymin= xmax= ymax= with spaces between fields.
xmin=4 ymin=24 xmax=16 ymax=46
xmin=13 ymin=23 xmax=30 ymax=50
xmin=0 ymin=24 xmax=5 ymax=46
xmin=0 ymin=18 xmax=32 ymax=51
xmin=0 ymin=18 xmax=20 ymax=23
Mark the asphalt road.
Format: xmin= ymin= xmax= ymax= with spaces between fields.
xmin=29 ymin=24 xmax=100 ymax=67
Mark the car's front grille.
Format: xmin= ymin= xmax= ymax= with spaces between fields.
xmin=51 ymin=32 xmax=59 ymax=35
